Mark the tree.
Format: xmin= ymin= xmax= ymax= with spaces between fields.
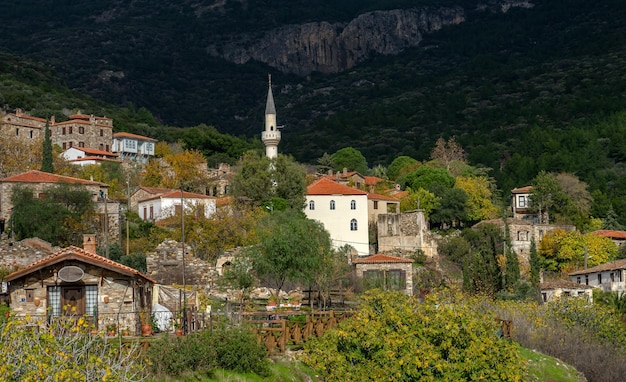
xmin=387 ymin=155 xmax=420 ymax=181
xmin=41 ymin=118 xmax=53 ymax=173
xmin=530 ymin=171 xmax=565 ymax=224
xmin=10 ymin=184 xmax=97 ymax=246
xmin=462 ymin=223 xmax=505 ymax=295
xmin=529 ymin=237 xmax=541 ymax=290
xmin=399 ymin=188 xmax=439 ymax=216
xmin=316 ymin=152 xmax=334 ymax=174
xmin=430 ymin=137 xmax=466 ymax=171
xmin=503 ymin=220 xmax=520 ymax=289
xmin=403 ymin=165 xmax=455 ymax=196
xmin=242 ymin=209 xmax=333 ymax=297
xmin=539 ymin=229 xmax=618 ymax=273
xmin=231 ymin=151 xmax=307 ymax=209
xmin=331 ymin=147 xmax=368 ymax=174
xmin=302 ymin=289 xmax=524 ymax=381
xmin=429 ymin=187 xmax=468 ymax=229
xmin=0 ymin=131 xmax=41 ymax=177
xmin=454 ymin=176 xmax=499 ymax=223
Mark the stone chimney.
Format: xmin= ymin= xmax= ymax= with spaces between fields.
xmin=83 ymin=234 xmax=97 ymax=254
xmin=343 ymin=167 xmax=348 ymax=177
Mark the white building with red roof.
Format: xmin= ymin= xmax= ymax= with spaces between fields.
xmin=61 ymin=147 xmax=120 ymax=166
xmin=137 ymin=190 xmax=216 ymax=222
xmin=112 ymin=132 xmax=157 ymax=163
xmin=305 ymin=177 xmax=370 ymax=257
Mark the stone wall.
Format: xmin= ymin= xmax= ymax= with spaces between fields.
xmin=146 ymin=239 xmax=218 ymax=286
xmin=0 ymin=238 xmax=55 ymax=270
xmin=377 ymin=210 xmax=438 ymax=257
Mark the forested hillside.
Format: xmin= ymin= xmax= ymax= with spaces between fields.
xmin=1 ymin=0 xmax=625 ymax=222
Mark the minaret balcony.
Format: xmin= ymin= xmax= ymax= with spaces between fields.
xmin=262 ymin=131 xmax=281 ymax=142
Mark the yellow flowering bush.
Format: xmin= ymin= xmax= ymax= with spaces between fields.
xmin=0 ymin=314 xmax=145 ymax=381
xmin=302 ymin=288 xmax=524 ymax=381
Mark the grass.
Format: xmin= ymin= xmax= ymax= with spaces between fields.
xmin=520 ymin=346 xmax=586 ymax=382
xmin=145 ymin=346 xmax=586 ymax=382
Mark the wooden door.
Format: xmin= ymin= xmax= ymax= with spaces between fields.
xmin=62 ymin=286 xmax=85 ymax=315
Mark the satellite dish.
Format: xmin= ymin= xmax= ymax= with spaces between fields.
xmin=58 ymin=266 xmax=85 ymax=282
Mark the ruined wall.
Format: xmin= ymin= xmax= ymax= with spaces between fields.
xmin=377 ymin=210 xmax=438 ymax=257
xmin=146 ymin=239 xmax=218 ymax=286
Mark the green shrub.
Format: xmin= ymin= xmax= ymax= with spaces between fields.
xmin=302 ymin=288 xmax=524 ymax=381
xmin=147 ymin=327 xmax=269 ymax=378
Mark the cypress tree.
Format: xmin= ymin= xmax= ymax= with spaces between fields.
xmin=41 ymin=118 xmax=54 ymax=173
xmin=503 ymin=219 xmax=520 ymax=289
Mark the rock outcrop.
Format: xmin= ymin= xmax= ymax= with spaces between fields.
xmin=208 ymin=6 xmax=465 ymax=76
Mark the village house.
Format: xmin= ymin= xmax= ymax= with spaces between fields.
xmin=0 ymin=170 xmax=120 ymax=244
xmin=305 ymin=177 xmax=370 ymax=257
xmin=569 ymin=259 xmax=626 ymax=293
xmin=111 ymin=132 xmax=157 ymax=164
xmin=2 ymin=235 xmax=155 ymax=334
xmin=377 ymin=209 xmax=438 ymax=257
xmin=540 ymin=279 xmax=594 ymax=303
xmin=61 ymin=146 xmax=120 ymax=166
xmin=367 ymin=192 xmax=400 ymax=224
xmin=592 ymin=230 xmax=626 ymax=248
xmin=353 ymin=253 xmax=414 ymax=296
xmin=50 ymin=112 xmax=113 ymax=152
xmin=137 ymin=190 xmax=216 ymax=222
xmin=324 ymin=169 xmax=367 ymax=189
xmin=0 ymin=108 xmax=46 ymax=141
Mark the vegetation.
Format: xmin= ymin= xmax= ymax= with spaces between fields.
xmin=303 ymin=288 xmax=524 ymax=381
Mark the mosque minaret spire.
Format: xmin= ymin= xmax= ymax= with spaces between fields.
xmin=261 ymin=74 xmax=281 ymax=159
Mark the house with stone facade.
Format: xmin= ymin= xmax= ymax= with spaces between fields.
xmin=3 ymin=235 xmax=155 ymax=334
xmin=540 ymin=279 xmax=594 ymax=303
xmin=367 ymin=193 xmax=400 ymax=224
xmin=0 ymin=170 xmax=120 ymax=244
xmin=353 ymin=253 xmax=414 ymax=296
xmin=50 ymin=112 xmax=113 ymax=152
xmin=377 ymin=210 xmax=438 ymax=258
xmin=111 ymin=132 xmax=157 ymax=164
xmin=305 ymin=177 xmax=370 ymax=257
xmin=0 ymin=108 xmax=46 ymax=141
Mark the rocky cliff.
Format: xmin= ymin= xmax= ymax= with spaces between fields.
xmin=208 ymin=6 xmax=466 ymax=76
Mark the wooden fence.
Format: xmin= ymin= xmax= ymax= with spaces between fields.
xmin=241 ymin=310 xmax=352 ymax=354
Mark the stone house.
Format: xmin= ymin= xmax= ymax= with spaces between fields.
xmin=377 ymin=210 xmax=438 ymax=258
xmin=540 ymin=279 xmax=594 ymax=303
xmin=3 ymin=235 xmax=155 ymax=334
xmin=0 ymin=108 xmax=46 ymax=141
xmin=511 ymin=185 xmax=535 ymax=222
xmin=569 ymin=259 xmax=626 ymax=293
xmin=353 ymin=253 xmax=414 ymax=296
xmin=50 ymin=112 xmax=113 ymax=152
xmin=367 ymin=192 xmax=400 ymax=224
xmin=0 ymin=170 xmax=120 ymax=244
xmin=323 ymin=169 xmax=367 ymax=189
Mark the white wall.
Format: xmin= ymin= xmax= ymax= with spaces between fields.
xmin=305 ymin=194 xmax=369 ymax=256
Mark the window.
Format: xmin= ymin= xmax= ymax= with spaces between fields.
xmin=15 ymin=128 xmax=19 ymax=136
xmin=47 ymin=286 xmax=61 ymax=317
xmin=517 ymin=231 xmax=528 ymax=241
xmin=124 ymin=140 xmax=137 ymax=150
xmin=585 ymin=275 xmax=589 ymax=285
xmin=576 ymin=276 xmax=581 ymax=284
xmin=62 ymin=127 xmax=66 ymax=135
xmin=330 ymin=200 xmax=335 ymax=210
xmin=78 ymin=141 xmax=84 ymax=148
xmin=350 ymin=218 xmax=358 ymax=231
xmin=69 ymin=126 xmax=73 ymax=134
xmin=611 ymin=273 xmax=615 ymax=282
xmin=105 ymin=144 xmax=109 ymax=152
xmin=85 ymin=285 xmax=98 ymax=316
xmin=350 ymin=200 xmax=356 ymax=210
xmin=30 ymin=130 xmax=33 ymax=139
xmin=373 ymin=201 xmax=379 ymax=210
xmin=309 ymin=200 xmax=315 ymax=210
xmin=99 ymin=144 xmax=104 ymax=151
xmin=598 ymin=274 xmax=602 ymax=284
xmin=518 ymin=195 xmax=526 ymax=208
xmin=62 ymin=142 xmax=67 ymax=150
xmin=149 ymin=205 xmax=154 ymax=220
xmin=143 ymin=207 xmax=147 ymax=220
xmin=78 ymin=126 xmax=84 ymax=134
xmin=100 ymin=129 xmax=103 ymax=137
xmin=69 ymin=141 xmax=73 ymax=148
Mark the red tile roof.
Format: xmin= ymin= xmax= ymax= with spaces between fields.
xmin=0 ymin=170 xmax=106 ymax=186
xmin=113 ymin=132 xmax=158 ymax=142
xmin=512 ymin=186 xmax=533 ymax=193
xmin=137 ymin=186 xmax=175 ymax=195
xmin=569 ymin=259 xmax=626 ymax=276
xmin=364 ymin=176 xmax=385 ymax=185
xmin=4 ymin=246 xmax=156 ymax=283
xmin=70 ymin=147 xmax=118 ymax=157
xmin=4 ymin=113 xmax=46 ymax=123
xmin=69 ymin=157 xmax=121 ymax=164
xmin=307 ymin=178 xmax=368 ymax=196
xmin=352 ymin=253 xmax=414 ymax=264
xmin=367 ymin=192 xmax=399 ymax=202
xmin=592 ymin=230 xmax=626 ymax=240
xmin=140 ymin=190 xmax=215 ymax=202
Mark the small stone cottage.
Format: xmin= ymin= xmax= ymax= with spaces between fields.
xmin=353 ymin=253 xmax=414 ymax=296
xmin=3 ymin=235 xmax=155 ymax=334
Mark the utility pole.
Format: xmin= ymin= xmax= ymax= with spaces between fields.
xmin=180 ymin=187 xmax=187 ymax=333
xmin=126 ymin=176 xmax=130 ymax=256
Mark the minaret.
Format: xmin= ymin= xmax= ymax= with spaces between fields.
xmin=261 ymin=74 xmax=281 ymax=159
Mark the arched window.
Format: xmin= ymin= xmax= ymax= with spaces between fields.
xmin=350 ymin=200 xmax=356 ymax=210
xmin=309 ymin=200 xmax=315 ymax=210
xmin=330 ymin=200 xmax=335 ymax=210
xmin=350 ymin=219 xmax=358 ymax=231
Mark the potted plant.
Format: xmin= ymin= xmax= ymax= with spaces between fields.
xmin=122 ymin=327 xmax=130 ymax=336
xmin=106 ymin=323 xmax=117 ymax=336
xmin=139 ymin=309 xmax=152 ymax=337
xmin=266 ymin=295 xmax=278 ymax=311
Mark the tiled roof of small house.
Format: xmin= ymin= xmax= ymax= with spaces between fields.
xmin=70 ymin=147 xmax=118 ymax=157
xmin=68 ymin=157 xmax=121 ymax=164
xmin=113 ymin=132 xmax=158 ymax=142
xmin=0 ymin=170 xmax=106 ymax=186
xmin=137 ymin=186 xmax=175 ymax=195
xmin=352 ymin=253 xmax=414 ymax=264
xmin=140 ymin=190 xmax=215 ymax=203
xmin=4 ymin=246 xmax=156 ymax=283
xmin=4 ymin=112 xmax=46 ymax=123
xmin=307 ymin=177 xmax=368 ymax=196
xmin=367 ymin=193 xmax=399 ymax=202
xmin=540 ymin=279 xmax=594 ymax=290
xmin=511 ymin=185 xmax=533 ymax=193
xmin=216 ymin=196 xmax=234 ymax=207
xmin=592 ymin=230 xmax=626 ymax=240
xmin=569 ymin=259 xmax=626 ymax=276
xmin=364 ymin=176 xmax=385 ymax=186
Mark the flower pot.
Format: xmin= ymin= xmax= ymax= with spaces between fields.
xmin=107 ymin=330 xmax=116 ymax=337
xmin=175 ymin=328 xmax=183 ymax=336
xmin=141 ymin=323 xmax=153 ymax=337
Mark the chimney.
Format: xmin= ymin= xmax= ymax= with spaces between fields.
xmin=83 ymin=234 xmax=97 ymax=254
xmin=328 ymin=169 xmax=333 ymax=176
xmin=343 ymin=167 xmax=348 ymax=177
xmin=50 ymin=115 xmax=55 ymax=124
